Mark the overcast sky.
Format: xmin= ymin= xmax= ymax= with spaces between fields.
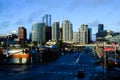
xmin=0 ymin=0 xmax=120 ymax=35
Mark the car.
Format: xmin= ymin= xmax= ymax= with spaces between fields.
xmin=76 ymin=70 xmax=85 ymax=78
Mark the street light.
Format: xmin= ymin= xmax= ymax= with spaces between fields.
xmin=115 ymin=45 xmax=116 ymax=64
xmin=112 ymin=42 xmax=119 ymax=64
xmin=102 ymin=42 xmax=106 ymax=79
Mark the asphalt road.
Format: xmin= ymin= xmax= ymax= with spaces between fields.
xmin=0 ymin=51 xmax=100 ymax=80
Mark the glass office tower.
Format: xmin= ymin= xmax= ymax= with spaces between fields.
xmin=32 ymin=23 xmax=45 ymax=44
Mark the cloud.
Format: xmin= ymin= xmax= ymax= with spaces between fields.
xmin=27 ymin=8 xmax=49 ymax=23
xmin=0 ymin=21 xmax=10 ymax=28
xmin=28 ymin=11 xmax=41 ymax=23
xmin=15 ymin=19 xmax=25 ymax=26
xmin=88 ymin=20 xmax=101 ymax=27
xmin=66 ymin=0 xmax=113 ymax=11
xmin=116 ymin=21 xmax=120 ymax=26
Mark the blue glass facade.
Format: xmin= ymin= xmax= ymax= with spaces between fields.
xmin=52 ymin=22 xmax=59 ymax=41
xmin=42 ymin=14 xmax=51 ymax=26
xmin=32 ymin=23 xmax=45 ymax=43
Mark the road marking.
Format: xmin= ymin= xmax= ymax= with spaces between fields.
xmin=58 ymin=72 xmax=62 ymax=74
xmin=88 ymin=74 xmax=92 ymax=76
xmin=94 ymin=74 xmax=98 ymax=77
xmin=69 ymin=72 xmax=73 ymax=74
xmin=46 ymin=72 xmax=50 ymax=73
xmin=40 ymin=71 xmax=45 ymax=73
xmin=52 ymin=72 xmax=56 ymax=74
xmin=36 ymin=71 xmax=40 ymax=73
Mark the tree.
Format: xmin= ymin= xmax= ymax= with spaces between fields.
xmin=56 ymin=40 xmax=63 ymax=49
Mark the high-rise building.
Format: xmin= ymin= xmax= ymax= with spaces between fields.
xmin=18 ymin=27 xmax=27 ymax=41
xmin=45 ymin=26 xmax=51 ymax=42
xmin=52 ymin=22 xmax=59 ymax=41
xmin=98 ymin=24 xmax=104 ymax=32
xmin=29 ymin=32 xmax=32 ymax=41
xmin=62 ymin=20 xmax=73 ymax=42
xmin=42 ymin=14 xmax=51 ymax=26
xmin=88 ymin=28 xmax=92 ymax=43
xmin=59 ymin=28 xmax=62 ymax=40
xmin=96 ymin=24 xmax=107 ymax=43
xmin=32 ymin=23 xmax=45 ymax=44
xmin=79 ymin=24 xmax=88 ymax=44
xmin=73 ymin=32 xmax=80 ymax=43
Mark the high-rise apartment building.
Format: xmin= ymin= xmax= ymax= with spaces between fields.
xmin=62 ymin=20 xmax=73 ymax=42
xmin=73 ymin=32 xmax=80 ymax=43
xmin=52 ymin=22 xmax=59 ymax=41
xmin=32 ymin=23 xmax=45 ymax=44
xmin=42 ymin=14 xmax=51 ymax=26
xmin=79 ymin=24 xmax=88 ymax=44
xmin=18 ymin=27 xmax=27 ymax=41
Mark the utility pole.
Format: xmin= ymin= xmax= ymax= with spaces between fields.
xmin=114 ymin=44 xmax=117 ymax=64
xmin=103 ymin=42 xmax=106 ymax=79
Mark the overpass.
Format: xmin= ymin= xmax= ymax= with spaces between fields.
xmin=74 ymin=44 xmax=118 ymax=47
xmin=74 ymin=43 xmax=118 ymax=57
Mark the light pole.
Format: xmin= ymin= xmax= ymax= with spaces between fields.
xmin=114 ymin=44 xmax=117 ymax=64
xmin=112 ymin=42 xmax=117 ymax=64
xmin=102 ymin=42 xmax=106 ymax=79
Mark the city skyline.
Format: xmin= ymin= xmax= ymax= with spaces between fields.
xmin=0 ymin=0 xmax=120 ymax=35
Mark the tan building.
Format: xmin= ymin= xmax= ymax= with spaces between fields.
xmin=79 ymin=24 xmax=88 ymax=44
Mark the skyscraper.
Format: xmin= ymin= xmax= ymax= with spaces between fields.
xmin=29 ymin=31 xmax=32 ymax=41
xmin=79 ymin=24 xmax=88 ymax=44
xmin=42 ymin=14 xmax=51 ymax=26
xmin=96 ymin=24 xmax=107 ymax=42
xmin=59 ymin=27 xmax=62 ymax=40
xmin=98 ymin=24 xmax=104 ymax=32
xmin=62 ymin=20 xmax=73 ymax=42
xmin=52 ymin=22 xmax=59 ymax=41
xmin=88 ymin=28 xmax=92 ymax=43
xmin=18 ymin=27 xmax=27 ymax=41
xmin=32 ymin=23 xmax=45 ymax=44
xmin=45 ymin=26 xmax=51 ymax=42
xmin=73 ymin=32 xmax=80 ymax=43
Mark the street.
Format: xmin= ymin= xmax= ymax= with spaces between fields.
xmin=0 ymin=51 xmax=100 ymax=80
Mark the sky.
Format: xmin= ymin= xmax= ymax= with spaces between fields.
xmin=0 ymin=0 xmax=120 ymax=35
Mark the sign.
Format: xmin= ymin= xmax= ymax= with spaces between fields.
xmin=104 ymin=47 xmax=114 ymax=51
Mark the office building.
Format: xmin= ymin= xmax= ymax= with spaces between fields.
xmin=98 ymin=24 xmax=104 ymax=32
xmin=79 ymin=24 xmax=88 ymax=44
xmin=52 ymin=22 xmax=59 ymax=41
xmin=62 ymin=20 xmax=73 ymax=42
xmin=45 ymin=26 xmax=51 ymax=42
xmin=29 ymin=32 xmax=32 ymax=41
xmin=59 ymin=28 xmax=62 ymax=40
xmin=18 ymin=27 xmax=27 ymax=41
xmin=96 ymin=24 xmax=107 ymax=43
xmin=88 ymin=28 xmax=92 ymax=43
xmin=73 ymin=32 xmax=80 ymax=43
xmin=32 ymin=23 xmax=45 ymax=44
xmin=42 ymin=14 xmax=51 ymax=26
